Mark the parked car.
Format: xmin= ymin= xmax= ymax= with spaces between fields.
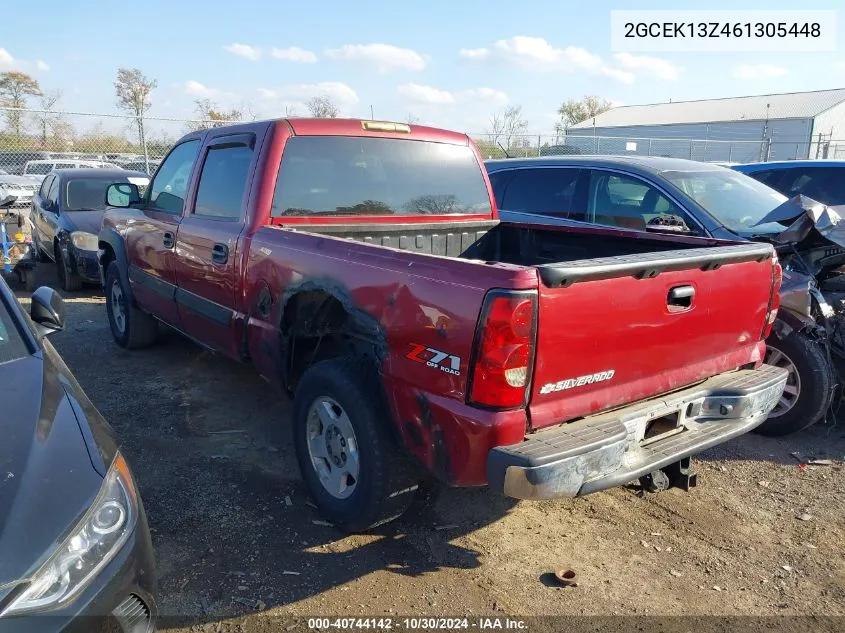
xmin=0 ymin=280 xmax=156 ymax=630
xmin=119 ymin=159 xmax=161 ymax=174
xmin=31 ymin=169 xmax=150 ymax=291
xmin=0 ymin=172 xmax=41 ymax=212
xmin=0 ymin=151 xmax=53 ymax=175
xmin=485 ymin=155 xmax=831 ymax=437
xmin=732 ymin=160 xmax=845 ymax=206
xmin=23 ymin=160 xmax=121 ymax=183
xmin=98 ymin=119 xmax=785 ymax=532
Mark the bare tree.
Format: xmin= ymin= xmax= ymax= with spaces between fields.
xmin=554 ymin=96 xmax=613 ymax=136
xmin=306 ymin=95 xmax=339 ymax=118
xmin=486 ymin=110 xmax=506 ymax=147
xmin=502 ymin=106 xmax=529 ymax=150
xmin=186 ymin=99 xmax=243 ymax=131
xmin=33 ymin=89 xmax=62 ymax=148
xmin=406 ymin=113 xmax=420 ymax=125
xmin=114 ymin=68 xmax=157 ymax=158
xmin=0 ymin=71 xmax=42 ymax=137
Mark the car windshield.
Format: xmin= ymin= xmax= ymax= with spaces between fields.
xmin=65 ymin=178 xmax=115 ymax=211
xmin=0 ymin=293 xmax=29 ymax=365
xmin=661 ymin=169 xmax=788 ymax=235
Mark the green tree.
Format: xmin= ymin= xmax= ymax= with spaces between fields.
xmin=554 ymin=96 xmax=613 ymax=136
xmin=0 ymin=71 xmax=42 ymax=137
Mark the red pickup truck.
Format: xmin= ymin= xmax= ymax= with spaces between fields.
xmin=98 ymin=118 xmax=787 ymax=531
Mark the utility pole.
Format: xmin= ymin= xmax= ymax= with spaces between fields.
xmin=370 ymin=105 xmax=374 ymax=120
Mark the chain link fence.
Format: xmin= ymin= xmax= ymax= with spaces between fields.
xmin=2 ymin=106 xmax=844 ymax=177
xmin=0 ymin=106 xmax=239 ymax=176
xmin=471 ymin=133 xmax=845 ymax=162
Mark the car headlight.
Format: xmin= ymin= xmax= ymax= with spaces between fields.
xmin=0 ymin=453 xmax=138 ymax=617
xmin=70 ymin=231 xmax=98 ymax=251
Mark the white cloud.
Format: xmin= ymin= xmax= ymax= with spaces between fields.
xmin=0 ymin=48 xmax=16 ymax=68
xmin=733 ymin=63 xmax=789 ymax=79
xmin=271 ymin=46 xmax=317 ymax=63
xmin=398 ymin=84 xmax=510 ymax=108
xmin=0 ymin=48 xmax=51 ymax=73
xmin=398 ymin=83 xmax=455 ymax=105
xmin=613 ymin=53 xmax=679 ymax=81
xmin=183 ymin=80 xmax=218 ymax=98
xmin=460 ymin=37 xmax=602 ymax=73
xmin=459 ymin=36 xmax=639 ymax=84
xmin=463 ymin=87 xmax=509 ymax=106
xmin=325 ymin=43 xmax=426 ymax=73
xmin=257 ymin=81 xmax=359 ymax=115
xmin=600 ymin=67 xmax=635 ymax=84
xmin=224 ymin=43 xmax=261 ymax=61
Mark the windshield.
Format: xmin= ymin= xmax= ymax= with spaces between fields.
xmin=0 ymin=294 xmax=29 ymax=365
xmin=271 ymin=137 xmax=493 ymax=217
xmin=661 ymin=169 xmax=788 ymax=234
xmin=25 ymin=163 xmax=52 ymax=175
xmin=65 ymin=178 xmax=117 ymax=211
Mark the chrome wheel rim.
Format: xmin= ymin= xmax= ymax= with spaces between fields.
xmin=110 ymin=281 xmax=126 ymax=335
xmin=765 ymin=346 xmax=801 ymax=417
xmin=306 ymin=396 xmax=360 ymax=499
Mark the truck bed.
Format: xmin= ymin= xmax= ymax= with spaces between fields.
xmin=280 ymin=218 xmax=775 ymax=429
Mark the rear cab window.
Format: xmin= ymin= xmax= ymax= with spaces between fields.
xmin=271 ymin=137 xmax=492 ymax=218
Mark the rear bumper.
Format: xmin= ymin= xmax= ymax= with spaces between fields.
xmin=488 ymin=364 xmax=788 ymax=500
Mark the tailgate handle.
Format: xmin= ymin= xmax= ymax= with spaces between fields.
xmin=668 ymin=285 xmax=694 ymax=311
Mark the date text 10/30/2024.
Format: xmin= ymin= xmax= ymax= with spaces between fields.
xmin=307 ymin=618 xmax=528 ymax=630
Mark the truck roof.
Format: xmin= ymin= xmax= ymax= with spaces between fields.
xmin=177 ymin=118 xmax=471 ymax=147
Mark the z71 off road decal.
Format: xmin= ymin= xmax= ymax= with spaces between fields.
xmin=539 ymin=369 xmax=615 ymax=394
xmin=406 ymin=343 xmax=462 ymax=376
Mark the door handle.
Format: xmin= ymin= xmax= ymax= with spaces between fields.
xmin=211 ymin=243 xmax=229 ymax=264
xmin=667 ymin=285 xmax=695 ymax=311
xmin=163 ymin=231 xmax=175 ymax=249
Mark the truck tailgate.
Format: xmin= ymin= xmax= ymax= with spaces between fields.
xmin=528 ymin=243 xmax=776 ymax=429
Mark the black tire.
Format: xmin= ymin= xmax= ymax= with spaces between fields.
xmin=293 ymin=357 xmax=420 ymax=532
xmin=56 ymin=247 xmax=83 ymax=292
xmin=105 ymin=262 xmax=157 ymax=349
xmin=18 ymin=269 xmax=36 ymax=292
xmin=756 ymin=333 xmax=834 ymax=437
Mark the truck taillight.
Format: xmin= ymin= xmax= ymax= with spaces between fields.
xmin=763 ymin=258 xmax=783 ymax=339
xmin=469 ymin=290 xmax=538 ymax=409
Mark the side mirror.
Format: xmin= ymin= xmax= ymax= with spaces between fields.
xmin=30 ymin=286 xmax=65 ymax=335
xmin=106 ymin=182 xmax=141 ymax=208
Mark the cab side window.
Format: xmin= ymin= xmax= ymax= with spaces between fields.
xmin=148 ymin=140 xmax=201 ymax=214
xmin=497 ymin=168 xmax=584 ymax=220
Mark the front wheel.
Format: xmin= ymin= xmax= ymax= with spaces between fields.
xmin=292 ymin=357 xmax=421 ymax=532
xmin=105 ymin=262 xmax=158 ymax=349
xmin=757 ymin=333 xmax=834 ymax=436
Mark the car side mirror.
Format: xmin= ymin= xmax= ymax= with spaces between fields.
xmin=106 ymin=182 xmax=141 ymax=208
xmin=30 ymin=286 xmax=66 ymax=336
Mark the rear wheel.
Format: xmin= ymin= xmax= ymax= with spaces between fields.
xmin=293 ymin=357 xmax=420 ymax=532
xmin=17 ymin=268 xmax=36 ymax=292
xmin=32 ymin=230 xmax=50 ymax=262
xmin=757 ymin=333 xmax=834 ymax=436
xmin=105 ymin=262 xmax=157 ymax=349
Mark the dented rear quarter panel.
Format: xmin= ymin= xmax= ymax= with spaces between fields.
xmin=243 ymin=226 xmax=537 ymax=484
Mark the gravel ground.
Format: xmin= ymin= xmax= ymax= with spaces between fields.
xmin=8 ymin=261 xmax=845 ymax=632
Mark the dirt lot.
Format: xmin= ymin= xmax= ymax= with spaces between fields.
xmin=9 ymin=262 xmax=845 ymax=632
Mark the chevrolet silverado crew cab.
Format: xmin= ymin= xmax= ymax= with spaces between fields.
xmin=98 ymin=118 xmax=787 ymax=532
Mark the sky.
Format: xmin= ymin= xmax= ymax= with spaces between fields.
xmin=2 ymin=0 xmax=844 ymax=139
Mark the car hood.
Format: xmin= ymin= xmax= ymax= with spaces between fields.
xmin=62 ymin=210 xmax=105 ymax=236
xmin=0 ymin=175 xmax=40 ymax=187
xmin=754 ymin=194 xmax=845 ymax=250
xmin=0 ymin=348 xmax=106 ymax=587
